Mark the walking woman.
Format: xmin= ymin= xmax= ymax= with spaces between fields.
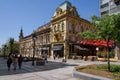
xmin=7 ymin=55 xmax=12 ymax=71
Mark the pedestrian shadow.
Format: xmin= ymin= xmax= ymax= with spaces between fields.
xmin=0 ymin=60 xmax=78 ymax=76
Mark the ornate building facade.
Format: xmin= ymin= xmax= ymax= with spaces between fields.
xmin=19 ymin=1 xmax=93 ymax=59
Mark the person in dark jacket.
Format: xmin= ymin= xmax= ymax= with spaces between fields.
xmin=12 ymin=54 xmax=18 ymax=70
xmin=7 ymin=55 xmax=12 ymax=71
xmin=18 ymin=54 xmax=23 ymax=69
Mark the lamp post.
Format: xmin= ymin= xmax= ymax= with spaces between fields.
xmin=32 ymin=31 xmax=37 ymax=66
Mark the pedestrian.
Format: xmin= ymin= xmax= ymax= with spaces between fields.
xmin=53 ymin=53 xmax=56 ymax=60
xmin=18 ymin=54 xmax=23 ymax=69
xmin=7 ymin=55 xmax=12 ymax=71
xmin=12 ymin=54 xmax=18 ymax=70
xmin=44 ymin=53 xmax=48 ymax=63
xmin=62 ymin=56 xmax=67 ymax=63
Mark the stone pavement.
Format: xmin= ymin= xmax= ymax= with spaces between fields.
xmin=0 ymin=57 xmax=120 ymax=80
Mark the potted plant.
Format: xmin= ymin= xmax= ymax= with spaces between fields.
xmin=83 ymin=56 xmax=87 ymax=61
xmin=97 ymin=51 xmax=107 ymax=61
xmin=89 ymin=56 xmax=94 ymax=61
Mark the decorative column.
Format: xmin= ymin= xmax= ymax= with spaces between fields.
xmin=51 ymin=44 xmax=54 ymax=59
xmin=64 ymin=38 xmax=69 ymax=59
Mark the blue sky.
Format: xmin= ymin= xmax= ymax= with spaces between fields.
xmin=0 ymin=0 xmax=100 ymax=48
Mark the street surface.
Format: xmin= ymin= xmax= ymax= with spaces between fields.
xmin=0 ymin=57 xmax=120 ymax=80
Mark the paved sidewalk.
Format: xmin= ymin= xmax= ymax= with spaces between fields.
xmin=0 ymin=57 xmax=120 ymax=80
xmin=0 ymin=57 xmax=79 ymax=80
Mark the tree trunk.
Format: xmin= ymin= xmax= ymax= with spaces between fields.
xmin=107 ymin=40 xmax=110 ymax=72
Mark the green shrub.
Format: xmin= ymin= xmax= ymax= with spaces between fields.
xmin=110 ymin=65 xmax=120 ymax=72
xmin=96 ymin=65 xmax=107 ymax=70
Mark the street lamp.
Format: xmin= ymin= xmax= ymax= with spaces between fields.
xmin=32 ymin=31 xmax=37 ymax=66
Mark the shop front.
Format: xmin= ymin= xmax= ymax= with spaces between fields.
xmin=51 ymin=44 xmax=64 ymax=57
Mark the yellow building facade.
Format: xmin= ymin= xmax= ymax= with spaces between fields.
xmin=19 ymin=1 xmax=93 ymax=59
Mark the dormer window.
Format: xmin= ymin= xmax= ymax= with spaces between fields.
xmin=56 ymin=8 xmax=62 ymax=16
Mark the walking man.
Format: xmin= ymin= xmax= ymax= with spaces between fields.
xmin=18 ymin=54 xmax=23 ymax=69
xmin=7 ymin=55 xmax=12 ymax=71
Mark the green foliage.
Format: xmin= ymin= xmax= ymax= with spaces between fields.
xmin=110 ymin=65 xmax=120 ymax=72
xmin=109 ymin=51 xmax=115 ymax=58
xmin=77 ymin=30 xmax=98 ymax=40
xmin=96 ymin=64 xmax=107 ymax=70
xmin=78 ymin=14 xmax=120 ymax=45
xmin=96 ymin=64 xmax=120 ymax=72
xmin=1 ymin=37 xmax=19 ymax=56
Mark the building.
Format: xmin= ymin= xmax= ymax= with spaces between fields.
xmin=19 ymin=1 xmax=93 ymax=59
xmin=100 ymin=0 xmax=120 ymax=59
xmin=100 ymin=0 xmax=120 ymax=17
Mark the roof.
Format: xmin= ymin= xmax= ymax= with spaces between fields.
xmin=59 ymin=1 xmax=72 ymax=11
xmin=53 ymin=1 xmax=72 ymax=16
xmin=36 ymin=22 xmax=51 ymax=32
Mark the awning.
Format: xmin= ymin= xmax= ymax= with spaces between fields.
xmin=75 ymin=45 xmax=88 ymax=50
xmin=77 ymin=40 xmax=115 ymax=47
xmin=51 ymin=45 xmax=63 ymax=51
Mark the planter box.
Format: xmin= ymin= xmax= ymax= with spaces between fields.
xmin=72 ymin=56 xmax=76 ymax=60
xmin=98 ymin=58 xmax=107 ymax=61
xmin=98 ymin=58 xmax=118 ymax=62
xmin=83 ymin=56 xmax=88 ymax=61
xmin=110 ymin=58 xmax=118 ymax=62
xmin=89 ymin=57 xmax=94 ymax=61
xmin=36 ymin=60 xmax=45 ymax=66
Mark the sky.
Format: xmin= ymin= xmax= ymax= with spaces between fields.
xmin=0 ymin=0 xmax=100 ymax=48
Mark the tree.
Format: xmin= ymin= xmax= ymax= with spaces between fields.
xmin=3 ymin=44 xmax=7 ymax=59
xmin=9 ymin=38 xmax=14 ymax=55
xmin=78 ymin=14 xmax=120 ymax=71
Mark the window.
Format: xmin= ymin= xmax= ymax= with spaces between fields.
xmin=54 ymin=26 xmax=56 ymax=32
xmin=62 ymin=23 xmax=64 ymax=31
xmin=101 ymin=10 xmax=109 ymax=15
xmin=58 ymin=25 xmax=60 ymax=31
xmin=101 ymin=3 xmax=109 ymax=8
